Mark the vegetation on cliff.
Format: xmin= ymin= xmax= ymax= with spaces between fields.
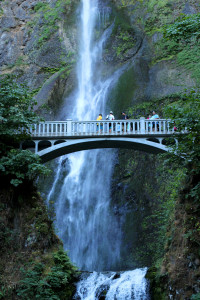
xmin=0 ymin=75 xmax=49 ymax=187
xmin=0 ymin=183 xmax=78 ymax=300
xmin=113 ymin=88 xmax=200 ymax=298
xmin=0 ymin=76 xmax=78 ymax=299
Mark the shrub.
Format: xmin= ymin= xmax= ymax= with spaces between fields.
xmin=0 ymin=75 xmax=49 ymax=186
xmin=163 ymin=13 xmax=200 ymax=43
xmin=17 ymin=249 xmax=78 ymax=300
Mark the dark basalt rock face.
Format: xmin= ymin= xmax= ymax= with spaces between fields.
xmin=0 ymin=0 xmax=198 ymax=116
xmin=0 ymin=0 xmax=79 ymax=117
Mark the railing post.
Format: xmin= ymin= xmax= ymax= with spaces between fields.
xmin=140 ymin=117 xmax=145 ymax=134
xmin=66 ymin=119 xmax=72 ymax=134
xmin=35 ymin=141 xmax=39 ymax=153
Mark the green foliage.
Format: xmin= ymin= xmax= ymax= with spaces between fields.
xmin=164 ymin=90 xmax=200 ymax=165
xmin=0 ymin=75 xmax=39 ymax=143
xmin=0 ymin=76 xmax=49 ymax=186
xmin=124 ymin=92 xmax=199 ymax=265
xmin=153 ymin=13 xmax=200 ymax=84
xmin=147 ymin=0 xmax=168 ymax=11
xmin=0 ymin=285 xmax=12 ymax=300
xmin=31 ymin=0 xmax=75 ymax=47
xmin=15 ymin=56 xmax=28 ymax=67
xmin=34 ymin=2 xmax=47 ymax=12
xmin=191 ymin=292 xmax=200 ymax=300
xmin=40 ymin=67 xmax=61 ymax=75
xmin=0 ymin=149 xmax=50 ymax=187
xmin=108 ymin=66 xmax=137 ymax=113
xmin=134 ymin=163 xmax=186 ymax=265
xmin=143 ymin=0 xmax=174 ymax=35
xmin=126 ymin=93 xmax=180 ymax=118
xmin=17 ymin=249 xmax=77 ymax=300
xmin=177 ymin=43 xmax=200 ymax=84
xmin=163 ymin=13 xmax=200 ymax=43
xmin=153 ymin=39 xmax=179 ymax=63
xmin=164 ymin=90 xmax=200 ymax=201
xmin=0 ymin=7 xmax=4 ymax=17
xmin=113 ymin=30 xmax=135 ymax=58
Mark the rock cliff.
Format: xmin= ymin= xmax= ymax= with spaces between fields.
xmin=1 ymin=0 xmax=199 ymax=115
xmin=1 ymin=0 xmax=200 ymax=299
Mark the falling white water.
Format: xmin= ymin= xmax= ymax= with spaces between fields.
xmin=46 ymin=0 xmax=150 ymax=297
xmin=74 ymin=268 xmax=150 ymax=300
xmin=47 ymin=157 xmax=63 ymax=204
xmin=48 ymin=0 xmax=122 ymax=271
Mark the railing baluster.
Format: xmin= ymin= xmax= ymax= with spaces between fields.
xmin=30 ymin=119 xmax=178 ymax=141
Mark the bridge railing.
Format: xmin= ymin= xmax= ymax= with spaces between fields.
xmin=30 ymin=118 xmax=174 ymax=137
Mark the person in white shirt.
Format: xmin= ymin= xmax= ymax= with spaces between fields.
xmin=106 ymin=111 xmax=115 ymax=132
xmin=106 ymin=111 xmax=115 ymax=120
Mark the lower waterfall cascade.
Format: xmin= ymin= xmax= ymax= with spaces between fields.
xmin=74 ymin=268 xmax=149 ymax=300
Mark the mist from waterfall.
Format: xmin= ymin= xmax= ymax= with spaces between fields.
xmin=48 ymin=0 xmax=122 ymax=271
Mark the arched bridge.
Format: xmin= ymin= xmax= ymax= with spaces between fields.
xmin=23 ymin=118 xmax=178 ymax=162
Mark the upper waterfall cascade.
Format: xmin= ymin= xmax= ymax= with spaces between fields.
xmin=48 ymin=0 xmax=122 ymax=272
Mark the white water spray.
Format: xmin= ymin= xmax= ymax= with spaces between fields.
xmin=74 ymin=268 xmax=149 ymax=300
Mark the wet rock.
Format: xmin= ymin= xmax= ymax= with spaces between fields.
xmin=152 ymin=32 xmax=163 ymax=43
xmin=95 ymin=284 xmax=109 ymax=299
xmin=0 ymin=31 xmax=23 ymax=66
xmin=35 ymin=66 xmax=69 ymax=112
xmin=13 ymin=6 xmax=29 ymax=21
xmin=112 ymin=272 xmax=120 ymax=280
xmin=194 ymin=258 xmax=200 ymax=266
xmin=193 ymin=284 xmax=200 ymax=293
xmin=33 ymin=36 xmax=64 ymax=68
xmin=117 ymin=182 xmax=123 ymax=190
xmin=182 ymin=3 xmax=197 ymax=14
xmin=25 ymin=233 xmax=37 ymax=247
xmin=16 ymin=0 xmax=25 ymax=4
xmin=0 ymin=16 xmax=17 ymax=29
xmin=21 ymin=0 xmax=38 ymax=9
xmin=123 ymin=36 xmax=143 ymax=61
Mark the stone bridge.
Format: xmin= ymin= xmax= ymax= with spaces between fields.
xmin=22 ymin=118 xmax=177 ymax=162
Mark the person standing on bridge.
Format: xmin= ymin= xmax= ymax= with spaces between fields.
xmin=121 ymin=112 xmax=129 ymax=132
xmin=121 ymin=112 xmax=128 ymax=120
xmin=106 ymin=111 xmax=115 ymax=133
xmin=150 ymin=111 xmax=159 ymax=119
xmin=150 ymin=111 xmax=159 ymax=131
xmin=147 ymin=114 xmax=152 ymax=131
xmin=96 ymin=113 xmax=103 ymax=132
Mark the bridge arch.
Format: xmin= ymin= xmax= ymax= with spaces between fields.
xmin=35 ymin=138 xmax=170 ymax=163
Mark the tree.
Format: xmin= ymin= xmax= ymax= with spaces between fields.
xmin=0 ymin=75 xmax=50 ymax=186
xmin=164 ymin=90 xmax=200 ymax=201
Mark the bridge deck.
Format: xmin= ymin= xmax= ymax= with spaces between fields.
xmin=31 ymin=131 xmax=174 ymax=140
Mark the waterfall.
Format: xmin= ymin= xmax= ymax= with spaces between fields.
xmin=74 ymin=268 xmax=149 ymax=300
xmin=49 ymin=0 xmax=122 ymax=271
xmin=47 ymin=0 xmax=150 ymax=298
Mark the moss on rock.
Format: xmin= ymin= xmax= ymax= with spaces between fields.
xmin=0 ymin=180 xmax=78 ymax=299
